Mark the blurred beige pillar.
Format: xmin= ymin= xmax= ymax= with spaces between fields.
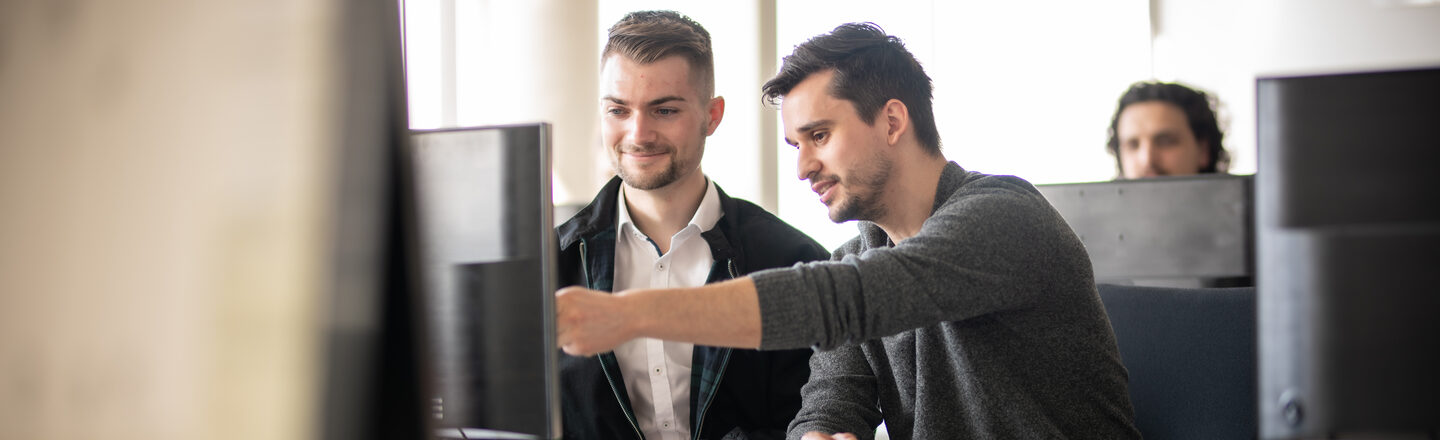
xmin=0 ymin=1 xmax=353 ymax=439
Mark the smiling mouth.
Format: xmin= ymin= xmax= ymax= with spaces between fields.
xmin=811 ymin=179 xmax=838 ymax=205
xmin=621 ymin=149 xmax=670 ymax=164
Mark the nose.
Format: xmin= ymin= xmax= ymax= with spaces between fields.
xmin=1140 ymin=142 xmax=1166 ymax=176
xmin=627 ymin=114 xmax=657 ymax=146
xmin=1130 ymin=142 xmax=1158 ymax=178
xmin=796 ymin=143 xmax=820 ymax=181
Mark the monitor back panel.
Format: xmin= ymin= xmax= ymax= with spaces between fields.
xmin=409 ymin=124 xmax=559 ymax=439
xmin=1036 ymin=175 xmax=1253 ymax=286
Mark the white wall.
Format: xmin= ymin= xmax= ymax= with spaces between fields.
xmin=407 ymin=0 xmax=602 ymax=206
xmin=1152 ymin=0 xmax=1440 ymax=177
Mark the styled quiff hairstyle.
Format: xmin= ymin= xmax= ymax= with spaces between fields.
xmin=762 ymin=22 xmax=941 ymax=155
xmin=602 ymin=10 xmax=715 ymax=98
xmin=1106 ymin=81 xmax=1230 ymax=174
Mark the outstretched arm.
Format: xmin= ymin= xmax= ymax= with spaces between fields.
xmin=555 ymin=276 xmax=762 ymax=356
xmin=789 ymin=344 xmax=882 ymax=440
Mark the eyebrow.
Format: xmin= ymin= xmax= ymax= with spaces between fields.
xmin=1122 ymin=128 xmax=1182 ymax=140
xmin=783 ymin=119 xmax=834 ymax=147
xmin=796 ymin=119 xmax=833 ymax=134
xmin=602 ymin=95 xmax=687 ymax=107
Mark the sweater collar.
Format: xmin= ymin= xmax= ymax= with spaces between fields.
xmin=856 ymin=161 xmax=969 ymax=248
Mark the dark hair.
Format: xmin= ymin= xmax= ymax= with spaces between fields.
xmin=602 ymin=10 xmax=715 ymax=98
xmin=1105 ymin=81 xmax=1229 ymax=174
xmin=762 ymin=23 xmax=941 ymax=155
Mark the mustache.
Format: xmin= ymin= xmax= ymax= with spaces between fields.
xmin=617 ymin=143 xmax=671 ymax=155
xmin=804 ymin=172 xmax=840 ymax=185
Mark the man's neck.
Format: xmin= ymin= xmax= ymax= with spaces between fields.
xmin=873 ymin=152 xmax=949 ymax=244
xmin=623 ymin=171 xmax=708 ymax=254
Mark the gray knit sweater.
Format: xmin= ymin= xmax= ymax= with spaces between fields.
xmin=750 ymin=162 xmax=1139 ymax=439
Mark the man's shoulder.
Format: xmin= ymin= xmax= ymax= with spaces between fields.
xmin=554 ymin=203 xmax=602 ymax=249
xmin=937 ymin=171 xmax=1049 ymax=215
xmin=555 ymin=179 xmax=625 ymax=248
xmin=720 ymin=195 xmax=807 ymax=238
xmin=953 ymin=170 xmax=1042 ymax=198
xmin=832 ymin=233 xmax=868 ymax=259
xmin=718 ymin=195 xmax=829 ymax=261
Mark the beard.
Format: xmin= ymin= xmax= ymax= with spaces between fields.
xmin=826 ymin=149 xmax=893 ymax=223
xmin=610 ymin=141 xmax=696 ymax=191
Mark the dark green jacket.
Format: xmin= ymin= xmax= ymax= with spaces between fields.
xmin=556 ymin=177 xmax=828 ymax=440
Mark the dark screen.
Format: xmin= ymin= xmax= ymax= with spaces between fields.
xmin=1257 ymin=67 xmax=1440 ymax=438
xmin=410 ymin=124 xmax=560 ymax=439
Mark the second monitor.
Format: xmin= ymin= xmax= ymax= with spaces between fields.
xmin=1036 ymin=174 xmax=1253 ymax=287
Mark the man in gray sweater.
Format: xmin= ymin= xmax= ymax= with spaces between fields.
xmin=556 ymin=23 xmax=1139 ymax=440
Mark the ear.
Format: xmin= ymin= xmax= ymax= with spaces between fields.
xmin=704 ymin=96 xmax=726 ymax=136
xmin=882 ymin=99 xmax=910 ymax=146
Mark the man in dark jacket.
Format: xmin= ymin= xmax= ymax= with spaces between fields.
xmin=555 ymin=10 xmax=828 ymax=440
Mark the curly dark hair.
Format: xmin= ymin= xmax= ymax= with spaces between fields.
xmin=1105 ymin=81 xmax=1229 ymax=174
xmin=603 ymin=10 xmax=715 ymax=98
xmin=762 ymin=23 xmax=941 ymax=155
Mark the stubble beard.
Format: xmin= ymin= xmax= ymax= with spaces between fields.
xmin=827 ymin=150 xmax=893 ymax=223
xmin=611 ymin=141 xmax=700 ymax=191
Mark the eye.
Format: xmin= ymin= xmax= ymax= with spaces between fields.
xmin=606 ymin=107 xmax=628 ymax=117
xmin=812 ymin=131 xmax=829 ymax=144
xmin=655 ymin=108 xmax=679 ymax=116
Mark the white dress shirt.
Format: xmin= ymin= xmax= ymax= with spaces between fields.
xmin=612 ymin=178 xmax=722 ymax=440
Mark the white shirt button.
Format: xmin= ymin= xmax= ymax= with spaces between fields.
xmin=661 ymin=421 xmax=672 ymax=429
xmin=657 ymin=262 xmax=667 ymax=271
xmin=653 ymin=367 xmax=663 ymax=376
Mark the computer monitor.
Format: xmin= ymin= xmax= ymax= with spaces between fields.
xmin=1257 ymin=67 xmax=1440 ymax=438
xmin=317 ymin=1 xmax=425 ymax=439
xmin=1035 ymin=175 xmax=1254 ymax=287
xmin=409 ymin=124 xmax=561 ymax=439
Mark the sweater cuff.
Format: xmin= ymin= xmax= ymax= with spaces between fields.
xmin=750 ymin=266 xmax=821 ymax=350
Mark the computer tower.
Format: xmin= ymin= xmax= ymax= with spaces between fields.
xmin=1256 ymin=67 xmax=1440 ymax=439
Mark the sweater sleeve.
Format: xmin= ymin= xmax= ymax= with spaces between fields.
xmin=786 ymin=344 xmax=882 ymax=439
xmin=752 ymin=181 xmax=1082 ymax=350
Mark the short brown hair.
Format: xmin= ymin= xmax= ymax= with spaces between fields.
xmin=762 ymin=23 xmax=941 ymax=155
xmin=602 ymin=10 xmax=715 ymax=98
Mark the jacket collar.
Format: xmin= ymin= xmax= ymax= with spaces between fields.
xmin=556 ymin=177 xmax=624 ymax=250
xmin=558 ymin=176 xmax=747 ymax=257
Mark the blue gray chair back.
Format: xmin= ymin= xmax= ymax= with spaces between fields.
xmin=1097 ymin=284 xmax=1257 ymax=440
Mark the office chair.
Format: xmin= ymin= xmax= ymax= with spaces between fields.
xmin=1097 ymin=284 xmax=1257 ymax=440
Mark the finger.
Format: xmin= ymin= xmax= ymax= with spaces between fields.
xmin=555 ymin=285 xmax=584 ymax=297
xmin=561 ymin=342 xmax=593 ymax=357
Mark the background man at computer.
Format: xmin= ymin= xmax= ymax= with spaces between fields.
xmin=556 ymin=23 xmax=1138 ymax=440
xmin=553 ymin=10 xmax=828 ymax=440
xmin=1106 ymin=81 xmax=1231 ymax=179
